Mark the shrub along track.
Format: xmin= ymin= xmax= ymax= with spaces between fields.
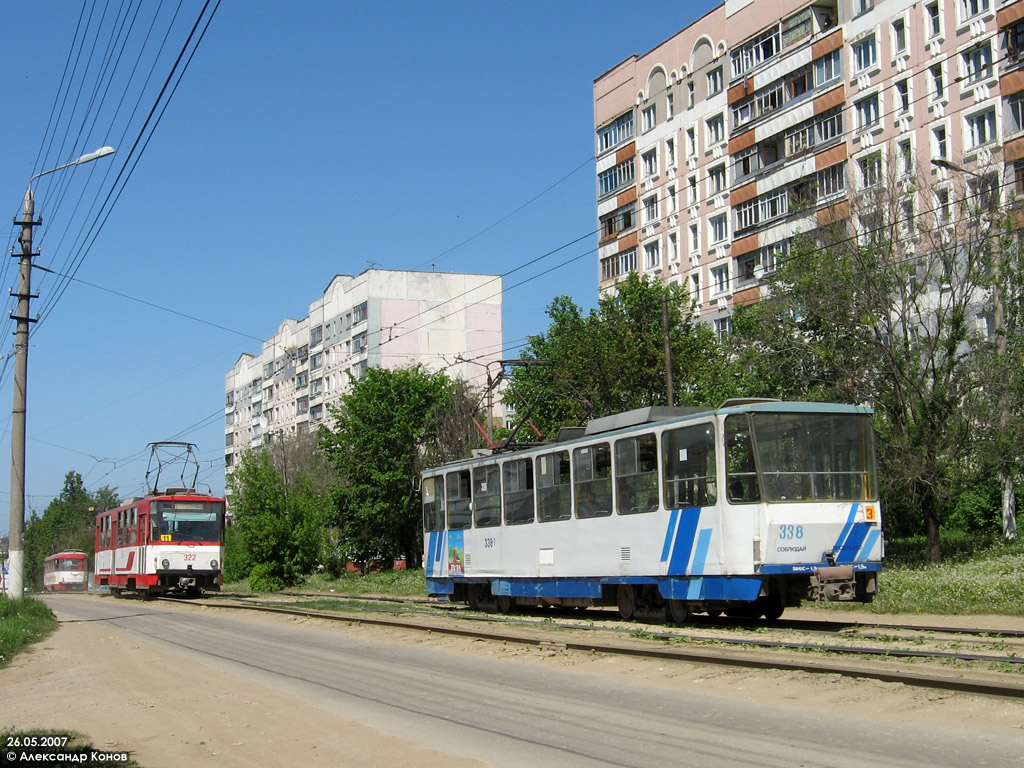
xmin=167 ymin=593 xmax=1024 ymax=701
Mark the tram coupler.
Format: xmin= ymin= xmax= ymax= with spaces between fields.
xmin=810 ymin=565 xmax=857 ymax=601
xmin=178 ymin=577 xmax=197 ymax=590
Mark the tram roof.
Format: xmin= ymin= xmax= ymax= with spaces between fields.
xmin=428 ymin=400 xmax=873 ymax=473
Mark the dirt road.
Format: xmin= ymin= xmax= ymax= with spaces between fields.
xmin=2 ymin=596 xmax=1022 ymax=768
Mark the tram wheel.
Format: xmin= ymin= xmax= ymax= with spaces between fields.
xmin=616 ymin=585 xmax=636 ymax=621
xmin=466 ymin=584 xmax=482 ymax=611
xmin=760 ymin=594 xmax=785 ymax=622
xmin=665 ymin=599 xmax=690 ymax=625
xmin=496 ymin=595 xmax=515 ymax=614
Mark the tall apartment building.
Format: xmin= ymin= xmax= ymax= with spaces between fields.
xmin=595 ymin=0 xmax=1024 ymax=333
xmin=224 ymin=268 xmax=502 ymax=470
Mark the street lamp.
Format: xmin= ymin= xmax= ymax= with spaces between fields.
xmin=6 ymin=146 xmax=115 ymax=598
xmin=929 ymin=156 xmax=1016 ymax=540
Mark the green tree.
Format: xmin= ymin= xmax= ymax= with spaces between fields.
xmin=22 ymin=472 xmax=118 ymax=588
xmin=226 ymin=436 xmax=336 ymax=590
xmin=504 ymin=272 xmax=732 ymax=439
xmin=732 ymin=157 xmax=1007 ymax=562
xmin=318 ymin=366 xmax=481 ymax=569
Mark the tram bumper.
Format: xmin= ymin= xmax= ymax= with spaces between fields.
xmin=810 ymin=565 xmax=857 ymax=601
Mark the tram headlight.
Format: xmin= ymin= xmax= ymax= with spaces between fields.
xmin=161 ymin=559 xmax=170 ymax=570
xmin=210 ymin=559 xmax=219 ymax=569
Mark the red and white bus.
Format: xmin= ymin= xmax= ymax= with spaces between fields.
xmin=42 ymin=551 xmax=89 ymax=592
xmin=94 ymin=492 xmax=225 ymax=597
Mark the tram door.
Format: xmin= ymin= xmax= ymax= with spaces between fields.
xmin=724 ymin=415 xmax=764 ymax=570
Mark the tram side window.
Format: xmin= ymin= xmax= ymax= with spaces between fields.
xmin=663 ymin=424 xmax=717 ymax=508
xmin=503 ymin=459 xmax=535 ymax=525
xmin=536 ymin=450 xmax=571 ymax=522
xmin=726 ymin=415 xmax=761 ymax=504
xmin=472 ymin=465 xmax=502 ymax=528
xmin=615 ymin=433 xmax=659 ymax=514
xmin=446 ymin=470 xmax=472 ymax=530
xmin=422 ymin=476 xmax=445 ymax=532
xmin=574 ymin=443 xmax=613 ymax=518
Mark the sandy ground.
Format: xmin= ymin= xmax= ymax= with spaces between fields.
xmin=2 ymin=598 xmax=1023 ymax=768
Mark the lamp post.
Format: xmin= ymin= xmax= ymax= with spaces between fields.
xmin=6 ymin=146 xmax=115 ymax=598
xmin=930 ymin=157 xmax=1016 ymax=541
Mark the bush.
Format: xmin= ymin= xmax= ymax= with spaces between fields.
xmin=247 ymin=562 xmax=288 ymax=593
xmin=0 ymin=596 xmax=58 ymax=668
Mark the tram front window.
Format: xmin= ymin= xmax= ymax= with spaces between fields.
xmin=751 ymin=412 xmax=877 ymax=502
xmin=154 ymin=500 xmax=223 ymax=542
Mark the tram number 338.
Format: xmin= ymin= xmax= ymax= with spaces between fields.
xmin=778 ymin=525 xmax=804 ymax=540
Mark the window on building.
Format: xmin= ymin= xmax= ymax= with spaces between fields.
xmin=707 ymin=67 xmax=723 ymax=96
xmin=310 ymin=325 xmax=322 ymax=346
xmin=353 ymin=302 xmax=368 ymax=324
xmin=690 ymin=272 xmax=701 ymax=301
xmin=814 ymin=50 xmax=841 ymax=86
xmin=859 ymin=152 xmax=882 ymax=188
xmin=668 ymin=231 xmax=679 ymax=263
xmin=598 ymin=158 xmax=635 ymax=197
xmin=966 ymin=108 xmax=996 ymax=149
xmin=353 ymin=331 xmax=367 ymax=352
xmin=1006 ymin=92 xmax=1024 ymax=135
xmin=643 ymin=195 xmax=659 ymax=223
xmin=893 ymin=18 xmax=907 ymax=53
xmin=963 ymin=42 xmax=993 ymax=83
xmin=930 ymin=64 xmax=945 ymax=100
xmin=686 ymin=127 xmax=697 ymax=157
xmin=855 ymin=94 xmax=880 ymax=129
xmin=642 ymin=105 xmax=657 ymax=132
xmin=687 ymin=175 xmax=698 ymax=206
xmin=731 ymin=25 xmax=781 ymax=78
xmin=895 ymin=79 xmax=910 ymax=113
xmin=898 ymin=139 xmax=913 ymax=175
xmin=714 ymin=317 xmax=733 ymax=340
xmin=666 ymin=138 xmax=676 ymax=168
xmin=689 ymin=223 xmax=700 ymax=253
xmin=666 ymin=93 xmax=675 ymax=119
xmin=855 ymin=0 xmax=874 ymax=15
xmin=687 ymin=81 xmax=695 ymax=108
xmin=936 ymin=188 xmax=951 ymax=222
xmin=707 ymin=114 xmax=725 ymax=145
xmin=598 ymin=112 xmax=635 ymax=152
xmin=932 ymin=125 xmax=948 ymax=158
xmin=643 ymin=150 xmax=658 ymax=178
xmin=816 ymin=162 xmax=846 ymax=198
xmin=961 ymin=0 xmax=989 ymax=18
xmin=709 ymin=164 xmax=726 ymax=195
xmin=926 ymin=2 xmax=941 ymax=37
xmin=710 ymin=214 xmax=728 ymax=244
xmin=853 ymin=35 xmax=877 ymax=71
xmin=711 ymin=264 xmax=730 ymax=294
xmin=1007 ymin=21 xmax=1024 ymax=59
xmin=296 ymin=371 xmax=308 ymax=388
xmin=644 ymin=241 xmax=660 ymax=270
xmin=310 ymin=352 xmax=323 ymax=370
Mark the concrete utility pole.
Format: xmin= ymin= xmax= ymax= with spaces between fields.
xmin=6 ymin=186 xmax=38 ymax=599
xmin=6 ymin=147 xmax=114 ymax=598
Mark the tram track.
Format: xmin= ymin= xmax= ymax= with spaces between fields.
xmin=163 ymin=592 xmax=1024 ymax=700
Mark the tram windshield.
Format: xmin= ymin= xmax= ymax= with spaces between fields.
xmin=56 ymin=558 xmax=84 ymax=571
xmin=750 ymin=412 xmax=877 ymax=502
xmin=153 ymin=500 xmax=224 ymax=542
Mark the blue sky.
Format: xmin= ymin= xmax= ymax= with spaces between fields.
xmin=0 ymin=0 xmax=716 ymax=530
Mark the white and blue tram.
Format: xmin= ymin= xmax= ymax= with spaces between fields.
xmin=422 ymin=400 xmax=882 ymax=622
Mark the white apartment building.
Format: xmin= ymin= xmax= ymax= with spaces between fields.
xmin=595 ymin=0 xmax=1024 ymax=333
xmin=224 ymin=268 xmax=502 ymax=470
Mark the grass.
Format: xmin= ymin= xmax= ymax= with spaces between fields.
xmin=0 ymin=596 xmax=58 ymax=668
xmin=861 ymin=536 xmax=1024 ymax=616
xmin=224 ymin=567 xmax=426 ymax=597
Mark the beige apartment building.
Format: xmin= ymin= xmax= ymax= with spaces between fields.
xmin=594 ymin=0 xmax=1024 ymax=333
xmin=224 ymin=268 xmax=502 ymax=471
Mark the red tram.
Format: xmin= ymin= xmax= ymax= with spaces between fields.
xmin=42 ymin=550 xmax=89 ymax=592
xmin=94 ymin=491 xmax=225 ymax=597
